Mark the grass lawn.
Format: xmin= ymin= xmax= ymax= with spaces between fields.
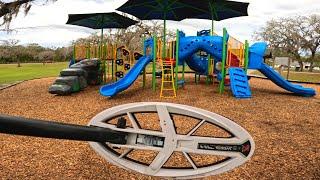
xmin=0 ymin=62 xmax=68 ymax=84
xmin=250 ymin=70 xmax=320 ymax=83
xmin=0 ymin=62 xmax=193 ymax=85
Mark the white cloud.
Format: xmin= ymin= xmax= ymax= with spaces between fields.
xmin=0 ymin=25 xmax=94 ymax=47
xmin=1 ymin=0 xmax=319 ymax=47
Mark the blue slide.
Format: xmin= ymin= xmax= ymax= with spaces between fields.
xmin=249 ymin=42 xmax=316 ymax=97
xmin=100 ymin=56 xmax=152 ymax=97
xmin=259 ymin=63 xmax=316 ymax=97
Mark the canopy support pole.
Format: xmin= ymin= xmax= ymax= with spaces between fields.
xmin=142 ymin=36 xmax=146 ymax=88
xmin=152 ymin=35 xmax=157 ymax=91
xmin=162 ymin=13 xmax=167 ymax=60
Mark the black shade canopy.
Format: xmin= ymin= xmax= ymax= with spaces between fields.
xmin=66 ymin=12 xmax=138 ymax=29
xmin=184 ymin=0 xmax=249 ymax=21
xmin=116 ymin=0 xmax=207 ymax=21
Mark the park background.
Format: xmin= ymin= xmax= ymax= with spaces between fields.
xmin=0 ymin=0 xmax=319 ymax=87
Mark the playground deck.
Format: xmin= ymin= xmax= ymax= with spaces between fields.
xmin=0 ymin=76 xmax=319 ymax=179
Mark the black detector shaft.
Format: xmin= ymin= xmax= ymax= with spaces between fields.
xmin=0 ymin=114 xmax=127 ymax=144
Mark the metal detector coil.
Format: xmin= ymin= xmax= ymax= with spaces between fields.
xmin=0 ymin=102 xmax=254 ymax=179
xmin=88 ymin=102 xmax=255 ymax=179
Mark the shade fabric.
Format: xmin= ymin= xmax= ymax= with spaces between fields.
xmin=66 ymin=12 xmax=138 ymax=29
xmin=182 ymin=0 xmax=249 ymax=21
xmin=116 ymin=0 xmax=207 ymax=21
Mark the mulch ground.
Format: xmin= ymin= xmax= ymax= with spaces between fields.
xmin=0 ymin=75 xmax=319 ymax=180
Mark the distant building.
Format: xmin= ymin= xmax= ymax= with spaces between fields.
xmin=274 ymin=57 xmax=291 ymax=66
xmin=274 ymin=57 xmax=311 ymax=69
xmin=292 ymin=62 xmax=311 ymax=69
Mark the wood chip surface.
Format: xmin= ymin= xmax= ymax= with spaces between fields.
xmin=0 ymin=75 xmax=319 ymax=179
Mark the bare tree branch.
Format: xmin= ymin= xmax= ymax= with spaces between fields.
xmin=255 ymin=14 xmax=320 ymax=71
xmin=0 ymin=0 xmax=56 ymax=30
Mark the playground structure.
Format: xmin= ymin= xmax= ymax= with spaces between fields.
xmin=50 ymin=26 xmax=316 ymax=98
xmin=0 ymin=102 xmax=255 ymax=179
xmin=72 ymin=42 xmax=142 ymax=83
xmin=99 ymin=28 xmax=316 ymax=98
xmin=49 ymin=41 xmax=144 ymax=95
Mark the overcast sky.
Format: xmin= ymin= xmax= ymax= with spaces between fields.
xmin=0 ymin=0 xmax=319 ymax=47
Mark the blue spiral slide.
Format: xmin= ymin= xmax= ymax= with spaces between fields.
xmin=100 ymin=56 xmax=152 ymax=97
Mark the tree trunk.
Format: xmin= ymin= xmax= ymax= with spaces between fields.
xmin=309 ymin=51 xmax=316 ymax=72
xmin=17 ymin=58 xmax=21 ymax=67
xmin=298 ymin=61 xmax=303 ymax=72
xmin=308 ymin=61 xmax=314 ymax=72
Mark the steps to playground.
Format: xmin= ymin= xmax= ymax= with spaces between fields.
xmin=49 ymin=59 xmax=102 ymax=95
xmin=229 ymin=68 xmax=252 ymax=98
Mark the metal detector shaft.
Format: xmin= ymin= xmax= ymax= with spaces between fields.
xmin=0 ymin=114 xmax=127 ymax=144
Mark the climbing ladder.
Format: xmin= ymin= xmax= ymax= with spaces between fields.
xmin=160 ymin=59 xmax=176 ymax=98
xmin=229 ymin=67 xmax=251 ymax=98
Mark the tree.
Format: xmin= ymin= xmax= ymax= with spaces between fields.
xmin=53 ymin=46 xmax=73 ymax=61
xmin=255 ymin=17 xmax=304 ymax=71
xmin=36 ymin=50 xmax=55 ymax=64
xmin=1 ymin=39 xmax=21 ymax=66
xmin=315 ymin=53 xmax=320 ymax=67
xmin=296 ymin=15 xmax=320 ymax=71
xmin=255 ymin=14 xmax=320 ymax=72
xmin=0 ymin=0 xmax=56 ymax=30
xmin=0 ymin=42 xmax=72 ymax=64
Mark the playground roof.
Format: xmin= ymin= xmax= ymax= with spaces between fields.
xmin=186 ymin=0 xmax=249 ymax=21
xmin=116 ymin=0 xmax=206 ymax=21
xmin=66 ymin=12 xmax=138 ymax=29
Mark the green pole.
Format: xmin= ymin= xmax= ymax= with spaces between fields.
xmin=111 ymin=45 xmax=114 ymax=81
xmin=182 ymin=62 xmax=185 ymax=81
xmin=87 ymin=43 xmax=90 ymax=59
xmin=104 ymin=42 xmax=107 ymax=58
xmin=85 ymin=43 xmax=89 ymax=59
xmin=206 ymin=59 xmax=211 ymax=85
xmin=219 ymin=28 xmax=228 ymax=94
xmin=244 ymin=40 xmax=249 ymax=73
xmin=162 ymin=14 xmax=167 ymax=59
xmin=175 ymin=29 xmax=179 ymax=91
xmin=209 ymin=2 xmax=217 ymax=84
xmin=115 ymin=49 xmax=118 ymax=82
xmin=206 ymin=19 xmax=214 ymax=85
xmin=211 ymin=20 xmax=214 ymax=35
xmin=103 ymin=41 xmax=107 ymax=83
xmin=87 ymin=43 xmax=89 ymax=59
xmin=142 ymin=36 xmax=146 ymax=88
xmin=99 ymin=28 xmax=106 ymax=83
xmin=73 ymin=44 xmax=76 ymax=60
xmin=152 ymin=35 xmax=157 ymax=91
xmin=104 ymin=42 xmax=108 ymax=82
xmin=98 ymin=42 xmax=101 ymax=59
